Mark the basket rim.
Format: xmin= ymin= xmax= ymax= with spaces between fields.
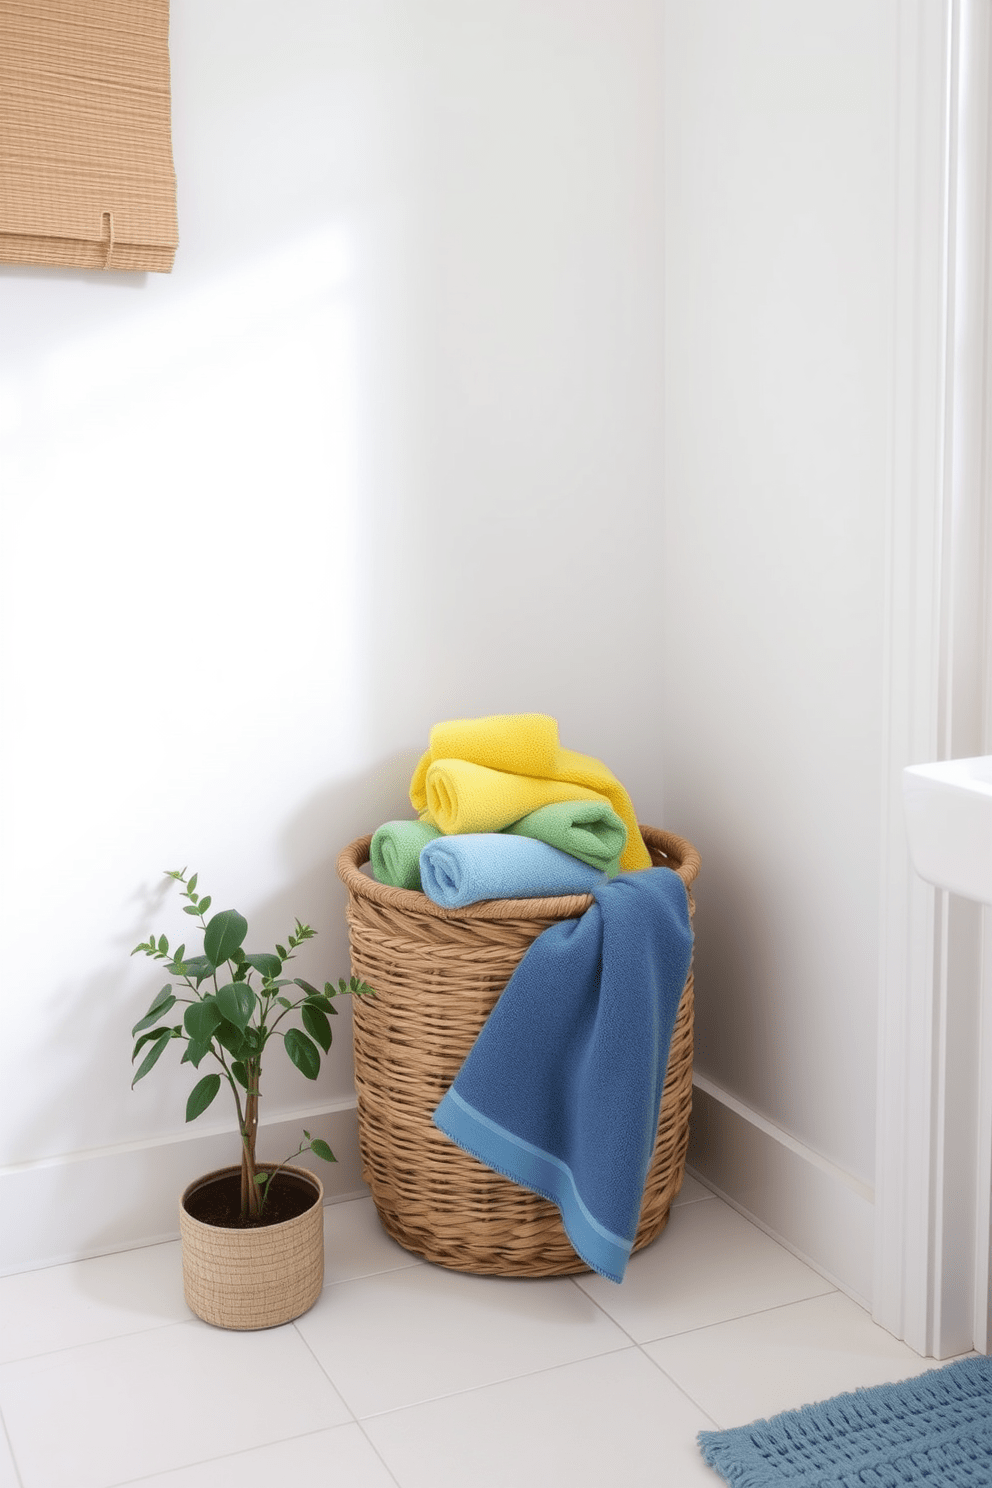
xmin=336 ymin=824 xmax=700 ymax=922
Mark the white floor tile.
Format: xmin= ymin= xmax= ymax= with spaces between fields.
xmin=113 ymin=1424 xmax=397 ymax=1488
xmin=645 ymin=1289 xmax=944 ymax=1429
xmin=2 ymin=1187 xmax=965 ymax=1488
xmin=364 ymin=1347 xmax=717 ymax=1488
xmin=0 ymin=1320 xmax=351 ymax=1488
xmin=0 ymin=1242 xmax=191 ymax=1364
xmin=322 ymin=1196 xmax=423 ymax=1284
xmin=575 ymin=1197 xmax=834 ymax=1342
xmin=296 ymin=1263 xmax=629 ymax=1418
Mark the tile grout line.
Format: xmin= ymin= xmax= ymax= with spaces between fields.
xmin=0 ymin=1401 xmax=24 ymax=1488
xmin=103 ymin=1423 xmax=384 ymax=1488
xmin=562 ymin=1271 xmax=642 ymax=1347
xmin=562 ymin=1270 xmax=725 ymax=1433
xmin=320 ymin=1259 xmax=426 ymax=1291
xmin=0 ymin=1314 xmax=199 ymax=1371
xmin=346 ymin=1340 xmax=639 ymax=1425
xmin=629 ymin=1284 xmax=841 ymax=1349
xmin=291 ymin=1318 xmax=404 ymax=1488
xmin=634 ymin=1346 xmax=722 ymax=1432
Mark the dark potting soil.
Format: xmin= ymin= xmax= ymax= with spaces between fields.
xmin=184 ymin=1170 xmax=319 ymax=1229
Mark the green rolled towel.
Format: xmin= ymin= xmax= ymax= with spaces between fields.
xmin=503 ymin=800 xmax=627 ymax=877
xmin=370 ymin=819 xmax=442 ymax=890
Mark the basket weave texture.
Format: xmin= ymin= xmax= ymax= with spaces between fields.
xmin=336 ymin=825 xmax=700 ymax=1276
xmin=179 ymin=1165 xmax=323 ymax=1329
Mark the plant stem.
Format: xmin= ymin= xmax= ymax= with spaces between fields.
xmin=240 ymin=1058 xmax=261 ymax=1220
xmin=254 ymin=1140 xmax=307 ymax=1214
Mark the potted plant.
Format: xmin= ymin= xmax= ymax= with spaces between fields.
xmin=130 ymin=867 xmax=372 ymax=1329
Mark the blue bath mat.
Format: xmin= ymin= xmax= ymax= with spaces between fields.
xmin=698 ymin=1354 xmax=992 ymax=1486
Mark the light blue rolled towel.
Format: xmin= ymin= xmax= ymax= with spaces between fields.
xmin=419 ymin=833 xmax=607 ymax=909
xmin=371 ymin=820 xmax=442 ymax=890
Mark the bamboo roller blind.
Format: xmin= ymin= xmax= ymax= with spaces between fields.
xmin=0 ymin=0 xmax=178 ymax=273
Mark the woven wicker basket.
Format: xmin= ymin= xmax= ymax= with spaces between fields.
xmin=179 ymin=1164 xmax=324 ymax=1329
xmin=336 ymin=825 xmax=699 ymax=1277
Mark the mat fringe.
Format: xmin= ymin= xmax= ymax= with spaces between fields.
xmin=697 ymin=1355 xmax=992 ymax=1486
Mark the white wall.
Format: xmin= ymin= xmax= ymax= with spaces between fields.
xmin=2 ymin=2 xmax=943 ymax=1313
xmin=663 ymin=0 xmax=898 ymax=1302
xmin=0 ymin=1 xmax=668 ymax=1270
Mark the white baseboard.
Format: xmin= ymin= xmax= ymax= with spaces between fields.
xmin=0 ymin=1100 xmax=367 ymax=1276
xmin=688 ymin=1075 xmax=875 ymax=1310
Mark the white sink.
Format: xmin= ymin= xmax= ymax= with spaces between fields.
xmin=903 ymin=755 xmax=992 ymax=905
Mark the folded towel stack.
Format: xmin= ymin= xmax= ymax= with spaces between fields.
xmin=370 ymin=713 xmax=647 ymax=906
xmin=411 ymin=714 xmax=651 ymax=873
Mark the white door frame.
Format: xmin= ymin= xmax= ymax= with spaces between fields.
xmin=874 ymin=0 xmax=992 ymax=1360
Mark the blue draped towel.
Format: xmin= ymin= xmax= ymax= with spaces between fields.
xmin=433 ymin=868 xmax=694 ymax=1281
xmin=419 ymin=833 xmax=607 ymax=908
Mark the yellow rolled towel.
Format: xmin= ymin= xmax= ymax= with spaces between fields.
xmin=410 ymin=714 xmax=651 ymax=872
xmin=409 ymin=713 xmax=559 ymax=806
xmin=424 ymin=759 xmax=610 ymax=836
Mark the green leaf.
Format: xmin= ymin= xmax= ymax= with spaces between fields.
xmin=231 ymin=1060 xmax=249 ymax=1089
xmin=198 ymin=895 xmax=212 ymax=915
xmin=215 ymin=1021 xmax=247 ymax=1059
xmin=180 ymin=955 xmax=214 ymax=985
xmin=301 ymin=1003 xmax=332 ymax=1053
xmin=131 ymin=1028 xmax=172 ymax=1085
xmin=184 ymin=1000 xmax=221 ymax=1044
xmin=245 ymin=952 xmax=281 ymax=978
xmin=187 ymin=873 xmax=198 ymax=896
xmin=309 ymin=1138 xmax=336 ymax=1163
xmin=303 ymin=994 xmax=334 ymax=1013
xmin=284 ymin=1027 xmax=320 ymax=1080
xmin=215 ymin=982 xmax=256 ymax=1030
xmin=203 ymin=909 xmax=247 ymax=967
xmin=157 ymin=934 xmax=169 ymax=955
xmin=243 ymin=1026 xmax=264 ymax=1056
xmin=182 ymin=1039 xmax=213 ymax=1068
xmin=183 ymin=905 xmax=202 ymax=916
xmin=131 ymin=986 xmax=176 ymax=1036
xmin=132 ymin=1026 xmax=172 ymax=1059
xmin=173 ymin=945 xmax=185 ymax=965
xmin=293 ymin=977 xmax=320 ymax=998
xmin=275 ymin=944 xmax=288 ymax=960
xmin=185 ymin=1073 xmax=221 ymax=1122
xmin=276 ymin=997 xmax=293 ymax=1009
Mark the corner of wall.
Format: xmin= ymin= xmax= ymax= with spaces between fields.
xmin=688 ymin=1075 xmax=875 ymax=1308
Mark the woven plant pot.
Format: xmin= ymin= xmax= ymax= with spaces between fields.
xmin=179 ymin=1164 xmax=323 ymax=1329
xmin=336 ymin=825 xmax=700 ymax=1277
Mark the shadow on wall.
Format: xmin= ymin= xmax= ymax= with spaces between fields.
xmin=4 ymin=752 xmax=420 ymax=1264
